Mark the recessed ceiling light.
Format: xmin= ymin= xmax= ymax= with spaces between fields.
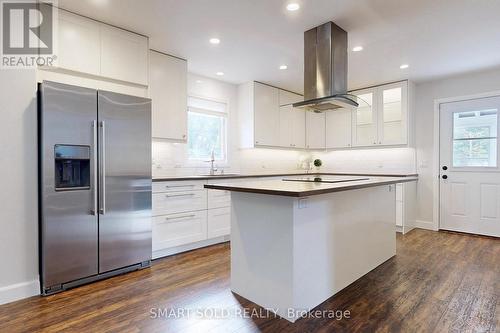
xmin=279 ymin=65 xmax=288 ymax=70
xmin=352 ymin=46 xmax=363 ymax=52
xmin=400 ymin=64 xmax=409 ymax=69
xmin=196 ymin=80 xmax=203 ymax=84
xmin=209 ymin=38 xmax=220 ymax=45
xmin=286 ymin=3 xmax=300 ymax=11
xmin=216 ymin=72 xmax=224 ymax=76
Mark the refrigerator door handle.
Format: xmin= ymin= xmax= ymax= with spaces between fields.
xmin=91 ymin=120 xmax=98 ymax=215
xmin=99 ymin=120 xmax=106 ymax=215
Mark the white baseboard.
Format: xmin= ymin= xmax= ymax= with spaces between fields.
xmin=0 ymin=279 xmax=39 ymax=305
xmin=414 ymin=220 xmax=436 ymax=231
xmin=153 ymin=235 xmax=230 ymax=260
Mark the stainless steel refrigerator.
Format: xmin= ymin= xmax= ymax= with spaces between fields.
xmin=38 ymin=81 xmax=152 ymax=295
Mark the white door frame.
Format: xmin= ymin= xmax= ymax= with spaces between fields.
xmin=432 ymin=90 xmax=500 ymax=231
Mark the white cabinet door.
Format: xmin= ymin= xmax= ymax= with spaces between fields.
xmin=291 ymin=107 xmax=306 ymax=148
xmin=306 ymin=111 xmax=326 ymax=149
xmin=153 ymin=190 xmax=207 ymax=216
xmin=208 ymin=207 xmax=230 ymax=238
xmin=57 ymin=10 xmax=100 ymax=75
xmin=153 ymin=180 xmax=206 ymax=193
xmin=150 ymin=51 xmax=187 ymax=141
xmin=279 ymin=105 xmax=291 ymax=147
xmin=208 ymin=189 xmax=231 ymax=209
xmin=153 ymin=211 xmax=207 ymax=250
xmin=326 ymin=108 xmax=352 ymax=148
xmin=254 ymin=82 xmax=280 ymax=146
xmin=100 ymin=24 xmax=148 ymax=85
xmin=279 ymin=89 xmax=302 ymax=106
xmin=279 ymin=105 xmax=305 ymax=148
xmin=378 ymin=82 xmax=408 ymax=145
xmin=352 ymin=89 xmax=377 ymax=147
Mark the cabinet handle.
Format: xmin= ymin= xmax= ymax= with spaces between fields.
xmin=379 ymin=141 xmax=382 ymax=144
xmin=165 ymin=184 xmax=195 ymax=189
xmin=211 ymin=213 xmax=229 ymax=217
xmin=159 ymin=214 xmax=196 ymax=224
xmin=165 ymin=193 xmax=195 ymax=198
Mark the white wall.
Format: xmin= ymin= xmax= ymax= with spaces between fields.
xmin=414 ymin=66 xmax=500 ymax=225
xmin=0 ymin=69 xmax=40 ymax=304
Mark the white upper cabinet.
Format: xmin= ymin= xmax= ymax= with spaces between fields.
xmin=326 ymin=108 xmax=352 ymax=148
xmin=306 ymin=111 xmax=326 ymax=149
xmin=57 ymin=10 xmax=100 ymax=75
xmin=238 ymin=82 xmax=304 ymax=148
xmin=279 ymin=105 xmax=306 ymax=148
xmin=279 ymin=89 xmax=303 ymax=106
xmin=100 ymin=24 xmax=149 ymax=85
xmin=352 ymin=89 xmax=377 ymax=146
xmin=351 ymin=81 xmax=410 ymax=147
xmin=254 ymin=82 xmax=280 ymax=146
xmin=53 ymin=9 xmax=149 ymax=86
xmin=149 ymin=50 xmax=187 ymax=141
xmin=378 ymin=82 xmax=408 ymax=145
xmin=290 ymin=107 xmax=306 ymax=148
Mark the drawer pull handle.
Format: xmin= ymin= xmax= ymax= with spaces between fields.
xmin=160 ymin=214 xmax=196 ymax=224
xmin=165 ymin=184 xmax=196 ymax=188
xmin=211 ymin=213 xmax=229 ymax=217
xmin=165 ymin=193 xmax=196 ymax=198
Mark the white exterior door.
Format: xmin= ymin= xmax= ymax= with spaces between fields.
xmin=439 ymin=96 xmax=500 ymax=237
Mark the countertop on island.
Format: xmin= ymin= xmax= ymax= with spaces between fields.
xmin=203 ymin=175 xmax=418 ymax=197
xmin=153 ymin=172 xmax=418 ymax=182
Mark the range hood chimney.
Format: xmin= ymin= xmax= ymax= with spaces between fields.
xmin=293 ymin=22 xmax=359 ymax=111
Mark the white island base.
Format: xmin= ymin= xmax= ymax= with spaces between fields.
xmin=230 ymin=185 xmax=396 ymax=322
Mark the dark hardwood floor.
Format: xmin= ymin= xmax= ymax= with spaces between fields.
xmin=0 ymin=229 xmax=498 ymax=332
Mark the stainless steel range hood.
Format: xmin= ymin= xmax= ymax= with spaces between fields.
xmin=293 ymin=22 xmax=359 ymax=111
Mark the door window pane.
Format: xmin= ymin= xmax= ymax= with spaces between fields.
xmin=452 ymin=110 xmax=497 ymax=167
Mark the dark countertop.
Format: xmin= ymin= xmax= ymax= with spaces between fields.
xmin=153 ymin=172 xmax=418 ymax=182
xmin=203 ymin=176 xmax=418 ymax=197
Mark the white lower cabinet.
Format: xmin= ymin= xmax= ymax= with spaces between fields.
xmin=395 ymin=182 xmax=417 ymax=234
xmin=208 ymin=207 xmax=231 ymax=238
xmin=208 ymin=189 xmax=231 ymax=209
xmin=152 ymin=180 xmax=231 ymax=259
xmin=153 ymin=190 xmax=207 ymax=215
xmin=153 ymin=211 xmax=207 ymax=251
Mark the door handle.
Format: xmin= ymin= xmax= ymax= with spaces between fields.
xmin=442 ymin=166 xmax=448 ymax=171
xmin=91 ymin=120 xmax=98 ymax=215
xmin=442 ymin=175 xmax=448 ymax=180
xmin=99 ymin=120 xmax=106 ymax=215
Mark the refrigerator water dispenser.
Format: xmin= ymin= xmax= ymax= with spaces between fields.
xmin=54 ymin=145 xmax=90 ymax=191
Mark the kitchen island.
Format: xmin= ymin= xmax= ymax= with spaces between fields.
xmin=205 ymin=175 xmax=417 ymax=322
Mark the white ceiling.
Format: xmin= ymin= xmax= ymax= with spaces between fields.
xmin=58 ymin=0 xmax=500 ymax=93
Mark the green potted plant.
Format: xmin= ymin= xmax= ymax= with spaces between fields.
xmin=313 ymin=159 xmax=322 ymax=172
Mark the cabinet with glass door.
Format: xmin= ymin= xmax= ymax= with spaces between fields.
xmin=351 ymin=81 xmax=409 ymax=147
